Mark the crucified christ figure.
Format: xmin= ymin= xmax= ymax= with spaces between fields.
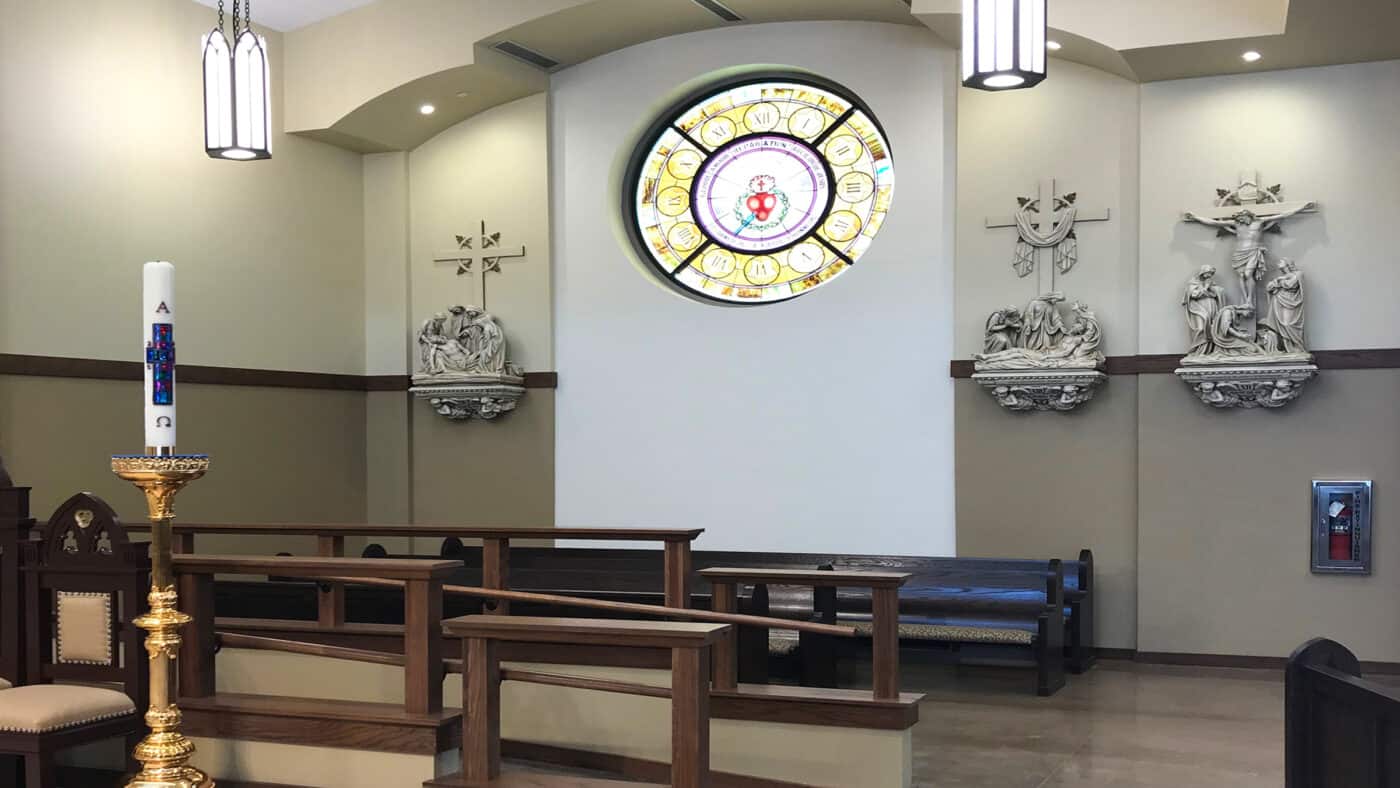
xmin=1184 ymin=203 xmax=1314 ymax=307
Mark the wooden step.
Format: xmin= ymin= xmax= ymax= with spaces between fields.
xmin=181 ymin=692 xmax=461 ymax=755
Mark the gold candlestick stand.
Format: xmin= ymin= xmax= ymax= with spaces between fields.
xmin=112 ymin=454 xmax=213 ymax=788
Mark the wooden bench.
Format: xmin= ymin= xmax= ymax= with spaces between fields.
xmin=442 ymin=615 xmax=728 ymax=788
xmin=1286 ymin=638 xmax=1400 ymax=788
xmin=701 ymin=568 xmax=909 ymax=700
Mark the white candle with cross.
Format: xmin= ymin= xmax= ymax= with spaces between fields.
xmin=142 ymin=261 xmax=176 ymax=454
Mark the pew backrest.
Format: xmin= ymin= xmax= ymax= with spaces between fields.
xmin=1286 ymin=638 xmax=1400 ymax=788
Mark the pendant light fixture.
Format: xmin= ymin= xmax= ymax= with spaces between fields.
xmin=202 ymin=0 xmax=271 ymax=160
xmin=961 ymin=0 xmax=1047 ymax=91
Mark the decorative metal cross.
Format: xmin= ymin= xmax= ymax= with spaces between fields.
xmin=985 ymin=178 xmax=1110 ymax=291
xmin=145 ymin=323 xmax=175 ymax=406
xmin=431 ymin=220 xmax=527 ymax=309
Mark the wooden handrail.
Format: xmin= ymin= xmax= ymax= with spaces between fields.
xmin=217 ymin=632 xmax=407 ymax=668
xmin=217 ymin=632 xmax=466 ymax=675
xmin=313 ymin=575 xmax=857 ymax=638
xmin=131 ymin=522 xmax=704 ymax=542
xmin=172 ymin=554 xmax=460 ymax=580
xmin=499 ymin=668 xmax=672 ymax=699
xmin=698 ymin=567 xmax=912 ymax=588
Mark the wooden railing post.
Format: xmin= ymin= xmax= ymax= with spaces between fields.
xmin=482 ymin=537 xmax=510 ymax=615
xmin=317 ymin=535 xmax=346 ymax=628
xmin=403 ymin=577 xmax=444 ymax=714
xmin=871 ymin=586 xmax=900 ymax=700
xmin=178 ymin=571 xmax=217 ymax=699
xmin=664 ymin=540 xmax=693 ymax=609
xmin=671 ymin=644 xmax=711 ymax=788
xmin=172 ymin=531 xmax=194 ymax=555
xmin=709 ymin=581 xmax=738 ymax=691
xmin=462 ymin=637 xmax=501 ymax=782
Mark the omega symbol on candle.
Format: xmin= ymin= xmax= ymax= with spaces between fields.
xmin=155 ymin=416 xmax=172 ymax=428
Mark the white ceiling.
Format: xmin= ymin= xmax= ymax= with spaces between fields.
xmin=190 ymin=0 xmax=375 ymax=32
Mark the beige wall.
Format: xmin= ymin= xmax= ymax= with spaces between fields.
xmin=956 ymin=59 xmax=1140 ymax=357
xmin=0 ymin=0 xmax=368 ymax=543
xmin=956 ymin=378 xmax=1140 ymax=649
xmin=0 ymin=0 xmax=366 ymax=374
xmin=956 ymin=58 xmax=1400 ymax=660
xmin=0 ymin=375 xmax=366 ymax=554
xmin=1138 ymin=369 xmax=1400 ymax=662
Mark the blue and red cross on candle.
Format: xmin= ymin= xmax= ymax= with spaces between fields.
xmin=146 ymin=323 xmax=175 ymax=406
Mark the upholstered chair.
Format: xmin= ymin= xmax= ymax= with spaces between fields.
xmin=0 ymin=493 xmax=150 ymax=788
xmin=0 ymin=470 xmax=35 ymax=690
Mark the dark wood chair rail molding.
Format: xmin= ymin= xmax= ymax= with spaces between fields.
xmin=131 ymin=522 xmax=704 ymax=542
xmin=0 ymin=353 xmax=558 ymax=391
xmin=950 ymin=348 xmax=1400 ymax=378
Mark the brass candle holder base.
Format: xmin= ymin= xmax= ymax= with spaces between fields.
xmin=112 ymin=454 xmax=213 ymax=788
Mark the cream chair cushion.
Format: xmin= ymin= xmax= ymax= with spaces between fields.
xmin=57 ymin=591 xmax=113 ymax=665
xmin=0 ymin=685 xmax=136 ymax=733
xmin=0 ymin=677 xmax=11 ymax=690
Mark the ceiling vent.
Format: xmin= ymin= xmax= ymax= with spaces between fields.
xmin=690 ymin=0 xmax=742 ymax=22
xmin=491 ymin=40 xmax=560 ymax=71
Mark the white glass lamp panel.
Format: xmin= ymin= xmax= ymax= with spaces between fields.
xmin=1019 ymin=0 xmax=1034 ymax=73
xmin=233 ymin=31 xmax=270 ymax=153
xmin=202 ymin=30 xmax=232 ymax=150
xmin=977 ymin=0 xmax=995 ymax=74
xmin=962 ymin=0 xmax=975 ymax=79
xmin=1032 ymin=0 xmax=1046 ymax=73
xmin=995 ymin=0 xmax=1014 ymax=71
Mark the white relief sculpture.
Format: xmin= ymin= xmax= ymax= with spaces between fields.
xmin=411 ymin=304 xmax=524 ymax=421
xmin=973 ymin=297 xmax=1107 ymax=411
xmin=1175 ymin=173 xmax=1319 ymax=409
xmin=975 ymin=180 xmax=1113 ymax=412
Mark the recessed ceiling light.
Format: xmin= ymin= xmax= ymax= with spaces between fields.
xmin=1046 ymin=40 xmax=1062 ymax=51
xmin=419 ymin=103 xmax=436 ymax=115
xmin=1242 ymin=51 xmax=1262 ymax=63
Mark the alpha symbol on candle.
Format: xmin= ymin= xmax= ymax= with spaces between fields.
xmin=145 ymin=324 xmax=175 ymax=406
xmin=155 ymin=302 xmax=171 ymax=315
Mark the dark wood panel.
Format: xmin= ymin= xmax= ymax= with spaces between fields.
xmin=0 ymin=352 xmax=559 ymax=391
xmin=180 ymin=693 xmax=461 ymax=755
xmin=950 ymin=348 xmax=1400 ymax=378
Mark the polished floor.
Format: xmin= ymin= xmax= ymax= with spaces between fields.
xmin=909 ymin=659 xmax=1298 ymax=788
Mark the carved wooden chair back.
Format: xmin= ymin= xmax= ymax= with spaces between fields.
xmin=23 ymin=493 xmax=149 ymax=704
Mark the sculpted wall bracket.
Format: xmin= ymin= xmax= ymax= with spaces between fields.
xmin=1175 ymin=173 xmax=1318 ymax=409
xmin=410 ymin=305 xmax=524 ymax=421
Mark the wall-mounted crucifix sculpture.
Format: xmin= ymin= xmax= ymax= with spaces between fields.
xmin=431 ymin=220 xmax=526 ymax=310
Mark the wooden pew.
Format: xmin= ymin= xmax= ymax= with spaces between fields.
xmin=1286 ymin=638 xmax=1400 ymax=788
xmin=442 ymin=614 xmax=728 ymax=788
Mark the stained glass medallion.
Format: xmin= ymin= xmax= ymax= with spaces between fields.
xmin=625 ymin=73 xmax=895 ymax=305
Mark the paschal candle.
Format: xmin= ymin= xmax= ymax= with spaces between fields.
xmin=143 ymin=261 xmax=176 ymax=453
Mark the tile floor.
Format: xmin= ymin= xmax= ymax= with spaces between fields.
xmin=908 ymin=660 xmax=1309 ymax=788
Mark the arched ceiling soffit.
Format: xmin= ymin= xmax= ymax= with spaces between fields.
xmin=284 ymin=0 xmax=921 ymax=153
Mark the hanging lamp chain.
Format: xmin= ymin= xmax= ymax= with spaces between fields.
xmin=216 ymin=0 xmax=224 ymax=32
xmin=231 ymin=0 xmax=239 ymax=36
xmin=244 ymin=0 xmax=252 ymax=31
